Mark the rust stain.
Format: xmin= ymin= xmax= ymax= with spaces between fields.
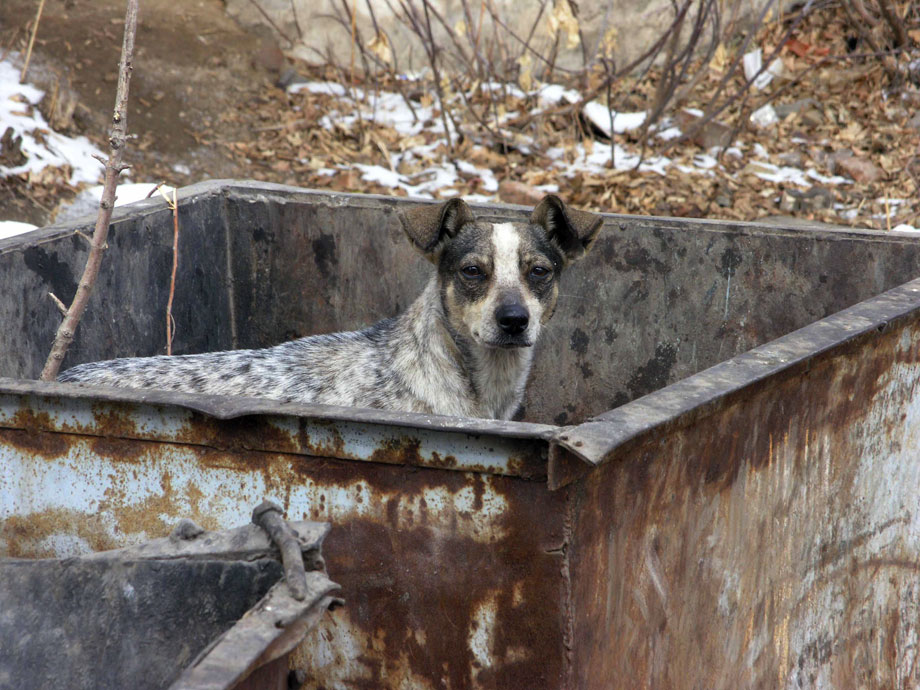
xmin=90 ymin=406 xmax=141 ymax=439
xmin=368 ymin=437 xmax=423 ymax=466
xmin=286 ymin=457 xmax=570 ymax=689
xmin=298 ymin=419 xmax=347 ymax=459
xmin=1 ymin=508 xmax=120 ymax=558
xmin=568 ymin=319 xmax=920 ymax=689
xmin=0 ymin=408 xmax=70 ymax=459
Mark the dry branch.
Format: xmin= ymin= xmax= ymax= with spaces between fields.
xmin=19 ymin=0 xmax=47 ymax=83
xmin=165 ymin=188 xmax=179 ymax=356
xmin=40 ymin=0 xmax=139 ymax=381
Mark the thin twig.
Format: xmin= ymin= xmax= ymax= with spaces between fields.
xmin=48 ymin=292 xmax=67 ymax=316
xmin=19 ymin=0 xmax=47 ymax=83
xmin=289 ymin=0 xmax=305 ymax=41
xmin=877 ymin=0 xmax=908 ymax=48
xmin=40 ymin=0 xmax=138 ymax=381
xmin=165 ymin=188 xmax=179 ymax=355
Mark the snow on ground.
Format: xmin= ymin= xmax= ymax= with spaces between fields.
xmin=0 ymin=220 xmax=38 ymax=240
xmin=0 ymin=56 xmax=178 ymax=235
xmin=287 ymin=78 xmax=879 ymax=214
xmin=0 ymin=57 xmax=104 ymax=186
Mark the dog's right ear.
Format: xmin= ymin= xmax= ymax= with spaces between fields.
xmin=398 ymin=199 xmax=474 ymax=261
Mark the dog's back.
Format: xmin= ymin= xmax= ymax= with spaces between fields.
xmin=59 ymin=318 xmax=405 ymax=408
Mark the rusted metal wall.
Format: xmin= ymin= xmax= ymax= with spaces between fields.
xmin=568 ymin=291 xmax=920 ymax=688
xmin=4 ymin=182 xmax=920 ymax=425
xmin=4 ymin=185 xmax=920 ymax=687
xmin=0 ymin=384 xmax=568 ymax=689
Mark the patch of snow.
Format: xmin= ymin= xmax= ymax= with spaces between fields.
xmin=535 ymin=183 xmax=559 ymax=193
xmin=0 ymin=57 xmax=105 ymax=185
xmin=693 ymin=153 xmax=718 ymax=170
xmin=806 ymin=169 xmax=850 ymax=185
xmin=286 ymin=81 xmax=348 ymax=97
xmin=464 ymin=193 xmax=497 ymax=203
xmin=684 ymin=107 xmax=704 ymax=117
xmin=892 ymin=224 xmax=920 ymax=235
xmin=656 ymin=126 xmax=683 ymax=140
xmin=0 ymin=220 xmax=38 ymax=240
xmin=556 ymin=142 xmax=670 ymax=177
xmin=456 ymin=159 xmax=499 ymax=192
xmin=480 ymin=82 xmax=527 ymax=100
xmin=172 ymin=163 xmax=191 ymax=176
xmin=750 ymin=103 xmax=778 ymax=128
xmin=742 ymin=49 xmax=781 ymax=90
xmin=582 ymin=101 xmax=647 ymax=136
xmin=354 ymin=164 xmax=402 ymax=189
xmin=535 ymin=84 xmax=580 ymax=106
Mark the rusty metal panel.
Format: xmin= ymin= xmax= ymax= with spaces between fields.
xmin=0 ymin=390 xmax=569 ymax=689
xmin=568 ymin=295 xmax=920 ymax=688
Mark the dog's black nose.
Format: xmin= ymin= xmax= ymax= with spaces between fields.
xmin=496 ymin=304 xmax=529 ymax=335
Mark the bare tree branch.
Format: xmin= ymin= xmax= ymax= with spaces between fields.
xmin=40 ymin=0 xmax=139 ymax=381
xmin=19 ymin=0 xmax=47 ymax=83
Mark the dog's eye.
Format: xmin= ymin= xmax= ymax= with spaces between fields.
xmin=530 ymin=266 xmax=552 ymax=279
xmin=461 ymin=265 xmax=484 ymax=279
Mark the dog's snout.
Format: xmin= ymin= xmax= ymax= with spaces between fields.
xmin=496 ymin=304 xmax=529 ymax=335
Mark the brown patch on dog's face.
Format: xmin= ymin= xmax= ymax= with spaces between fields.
xmin=438 ymin=221 xmax=565 ymax=349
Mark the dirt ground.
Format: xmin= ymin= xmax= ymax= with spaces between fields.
xmin=0 ymin=0 xmax=277 ymax=225
xmin=2 ymin=1 xmax=918 ymax=230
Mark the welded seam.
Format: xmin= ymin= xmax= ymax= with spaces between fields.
xmin=561 ymin=484 xmax=577 ymax=690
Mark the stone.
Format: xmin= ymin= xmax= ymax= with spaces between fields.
xmin=834 ymin=155 xmax=884 ymax=184
xmin=778 ymin=151 xmax=804 ymax=167
xmin=774 ymin=98 xmax=820 ymax=119
xmin=498 ymin=180 xmax=545 ymax=206
xmin=675 ymin=110 xmax=734 ymax=149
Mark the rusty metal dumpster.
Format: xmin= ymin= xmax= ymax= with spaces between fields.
xmin=1 ymin=181 xmax=919 ymax=688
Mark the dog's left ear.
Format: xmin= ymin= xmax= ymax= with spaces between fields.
xmin=399 ymin=198 xmax=474 ymax=262
xmin=531 ymin=195 xmax=603 ymax=264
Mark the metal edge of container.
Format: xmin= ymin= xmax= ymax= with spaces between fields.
xmin=548 ymin=275 xmax=920 ymax=486
xmin=0 ymin=377 xmax=557 ymax=479
xmin=0 ymin=180 xmax=229 ymax=254
xmin=212 ymin=179 xmax=920 ymax=243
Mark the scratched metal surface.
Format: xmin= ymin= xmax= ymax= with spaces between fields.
xmin=567 ymin=303 xmax=920 ymax=688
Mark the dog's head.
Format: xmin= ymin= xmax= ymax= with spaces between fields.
xmin=399 ymin=195 xmax=603 ymax=349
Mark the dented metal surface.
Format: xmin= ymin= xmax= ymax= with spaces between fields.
xmin=569 ymin=303 xmax=920 ymax=688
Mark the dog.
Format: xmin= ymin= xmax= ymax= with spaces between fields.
xmin=58 ymin=195 xmax=602 ymax=420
